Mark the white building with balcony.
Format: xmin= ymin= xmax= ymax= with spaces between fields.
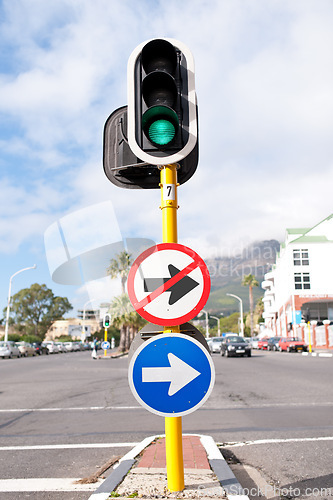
xmin=262 ymin=214 xmax=333 ymax=336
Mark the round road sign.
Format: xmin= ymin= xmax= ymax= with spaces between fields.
xmin=127 ymin=243 xmax=210 ymax=326
xmin=128 ymin=333 xmax=215 ymax=417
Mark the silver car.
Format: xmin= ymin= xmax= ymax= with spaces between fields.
xmin=0 ymin=341 xmax=21 ymax=359
xmin=208 ymin=337 xmax=224 ymax=353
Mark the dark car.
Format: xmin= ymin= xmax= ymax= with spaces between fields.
xmin=267 ymin=337 xmax=282 ymax=351
xmin=220 ymin=335 xmax=252 ymax=357
xmin=32 ymin=342 xmax=49 ymax=355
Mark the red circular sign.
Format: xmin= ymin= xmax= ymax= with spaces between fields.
xmin=127 ymin=243 xmax=210 ymax=326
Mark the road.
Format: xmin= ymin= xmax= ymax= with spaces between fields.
xmin=0 ymin=347 xmax=332 ymax=499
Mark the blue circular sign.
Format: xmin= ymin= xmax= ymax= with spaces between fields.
xmin=128 ymin=333 xmax=215 ymax=417
xmin=101 ymin=341 xmax=110 ymax=349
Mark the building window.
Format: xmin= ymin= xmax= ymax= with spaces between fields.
xmin=293 ymin=249 xmax=309 ymax=266
xmin=294 ymin=272 xmax=310 ymax=290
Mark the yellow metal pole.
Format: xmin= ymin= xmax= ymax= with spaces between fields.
xmin=308 ymin=321 xmax=312 ymax=353
xmin=104 ymin=327 xmax=108 ymax=357
xmin=159 ymin=164 xmax=184 ymax=492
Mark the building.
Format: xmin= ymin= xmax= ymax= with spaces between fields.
xmin=46 ymin=317 xmax=101 ymax=340
xmin=46 ymin=305 xmax=111 ymax=340
xmin=262 ymin=215 xmax=333 ymax=339
xmin=77 ymin=309 xmax=99 ymax=320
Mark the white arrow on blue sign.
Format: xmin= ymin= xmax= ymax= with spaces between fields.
xmin=101 ymin=341 xmax=110 ymax=350
xmin=128 ymin=333 xmax=215 ymax=417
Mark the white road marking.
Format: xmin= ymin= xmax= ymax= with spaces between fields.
xmin=221 ymin=436 xmax=333 ymax=448
xmin=0 ymin=478 xmax=102 ymax=492
xmin=0 ymin=405 xmax=140 ymax=413
xmin=1 ymin=401 xmax=333 ymax=413
xmin=0 ymin=442 xmax=138 ymax=451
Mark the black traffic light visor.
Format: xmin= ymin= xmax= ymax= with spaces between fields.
xmin=141 ymin=39 xmax=177 ymax=75
xmin=142 ymin=71 xmax=177 ymax=108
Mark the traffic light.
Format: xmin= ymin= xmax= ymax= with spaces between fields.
xmin=103 ymin=314 xmax=111 ymax=328
xmin=127 ymin=38 xmax=198 ymax=166
xmin=103 ymin=106 xmax=198 ymax=189
xmin=302 ymin=308 xmax=311 ymax=323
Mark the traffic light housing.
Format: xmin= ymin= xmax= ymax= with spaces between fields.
xmin=103 ymin=314 xmax=111 ymax=328
xmin=127 ymin=38 xmax=198 ymax=166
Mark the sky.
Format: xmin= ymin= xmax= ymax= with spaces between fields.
xmin=0 ymin=0 xmax=332 ymax=319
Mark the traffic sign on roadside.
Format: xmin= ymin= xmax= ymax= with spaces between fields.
xmin=127 ymin=243 xmax=210 ymax=326
xmin=101 ymin=341 xmax=110 ymax=350
xmin=128 ymin=333 xmax=215 ymax=417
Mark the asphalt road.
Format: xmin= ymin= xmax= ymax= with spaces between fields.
xmin=0 ymin=347 xmax=332 ymax=499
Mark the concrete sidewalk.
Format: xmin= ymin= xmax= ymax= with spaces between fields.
xmin=88 ymin=434 xmax=249 ymax=500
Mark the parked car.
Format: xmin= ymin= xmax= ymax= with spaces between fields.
xmin=42 ymin=341 xmax=59 ymax=354
xmin=267 ymin=337 xmax=282 ymax=351
xmin=250 ymin=337 xmax=260 ymax=349
xmin=220 ymin=335 xmax=252 ymax=357
xmin=55 ymin=342 xmax=67 ymax=353
xmin=72 ymin=342 xmax=81 ymax=352
xmin=32 ymin=342 xmax=49 ymax=355
xmin=16 ymin=342 xmax=36 ymax=357
xmin=258 ymin=337 xmax=269 ymax=350
xmin=63 ymin=341 xmax=74 ymax=352
xmin=0 ymin=341 xmax=21 ymax=358
xmin=207 ymin=337 xmax=224 ymax=353
xmin=278 ymin=337 xmax=308 ymax=352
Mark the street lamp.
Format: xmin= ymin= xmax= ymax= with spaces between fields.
xmin=199 ymin=309 xmax=209 ymax=338
xmin=5 ymin=265 xmax=37 ymax=342
xmin=226 ymin=293 xmax=244 ymax=337
xmin=81 ymin=298 xmax=98 ymax=340
xmin=210 ymin=315 xmax=221 ymax=336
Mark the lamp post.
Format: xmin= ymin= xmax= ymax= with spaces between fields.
xmin=210 ymin=315 xmax=221 ymax=336
xmin=199 ymin=310 xmax=209 ymax=338
xmin=5 ymin=265 xmax=37 ymax=342
xmin=82 ymin=298 xmax=98 ymax=341
xmin=226 ymin=293 xmax=244 ymax=337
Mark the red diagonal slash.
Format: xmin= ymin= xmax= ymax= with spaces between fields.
xmin=134 ymin=259 xmax=199 ymax=313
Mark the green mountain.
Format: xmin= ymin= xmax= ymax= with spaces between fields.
xmin=204 ymin=239 xmax=280 ymax=314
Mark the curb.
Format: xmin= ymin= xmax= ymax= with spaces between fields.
xmin=88 ymin=434 xmax=249 ymax=500
xmin=302 ymin=352 xmax=333 ymax=357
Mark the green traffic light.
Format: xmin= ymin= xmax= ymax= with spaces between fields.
xmin=148 ymin=119 xmax=176 ymax=145
xmin=142 ymin=105 xmax=179 ymax=148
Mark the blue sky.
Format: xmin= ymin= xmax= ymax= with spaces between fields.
xmin=1 ymin=0 xmax=332 ymax=318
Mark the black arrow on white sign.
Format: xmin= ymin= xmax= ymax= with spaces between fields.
xmin=143 ymin=264 xmax=199 ymax=305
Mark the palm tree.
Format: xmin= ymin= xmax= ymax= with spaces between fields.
xmin=109 ymin=294 xmax=133 ymax=353
xmin=107 ymin=251 xmax=132 ymax=294
xmin=242 ymin=274 xmax=259 ymax=336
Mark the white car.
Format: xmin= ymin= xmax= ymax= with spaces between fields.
xmin=0 ymin=341 xmax=21 ymax=359
xmin=42 ymin=341 xmax=59 ymax=354
xmin=208 ymin=337 xmax=224 ymax=353
xmin=55 ymin=342 xmax=66 ymax=353
xmin=63 ymin=342 xmax=74 ymax=352
xmin=250 ymin=337 xmax=260 ymax=349
xmin=16 ymin=342 xmax=36 ymax=357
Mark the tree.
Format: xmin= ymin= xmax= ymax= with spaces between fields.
xmin=107 ymin=251 xmax=132 ymax=294
xmin=107 ymin=251 xmax=134 ymax=350
xmin=5 ymin=283 xmax=72 ymax=339
xmin=242 ymin=274 xmax=259 ymax=336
